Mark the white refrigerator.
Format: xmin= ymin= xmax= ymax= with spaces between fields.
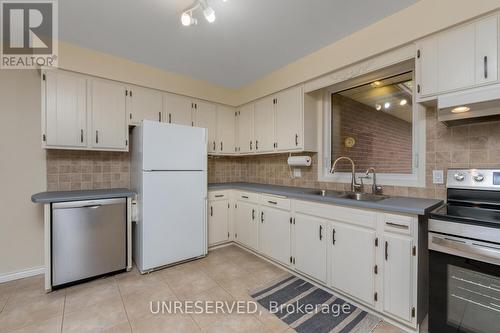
xmin=131 ymin=120 xmax=207 ymax=273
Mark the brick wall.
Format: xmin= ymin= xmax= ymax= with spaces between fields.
xmin=332 ymin=94 xmax=412 ymax=173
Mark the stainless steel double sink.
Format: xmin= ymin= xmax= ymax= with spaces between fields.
xmin=303 ymin=189 xmax=388 ymax=202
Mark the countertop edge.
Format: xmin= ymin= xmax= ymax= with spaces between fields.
xmin=208 ymin=183 xmax=443 ymax=216
xmin=31 ymin=188 xmax=136 ymax=204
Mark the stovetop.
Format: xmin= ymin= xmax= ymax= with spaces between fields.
xmin=430 ymin=203 xmax=500 ymax=228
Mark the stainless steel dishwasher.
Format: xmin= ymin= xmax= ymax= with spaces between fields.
xmin=51 ymin=198 xmax=127 ymax=287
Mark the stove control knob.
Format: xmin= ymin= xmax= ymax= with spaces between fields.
xmin=454 ymin=173 xmax=465 ymax=181
xmin=474 ymin=174 xmax=485 ymax=182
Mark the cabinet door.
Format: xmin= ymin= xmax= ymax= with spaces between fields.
xmin=238 ymin=103 xmax=254 ymax=154
xmin=194 ymin=101 xmax=217 ymax=153
xmin=476 ymin=16 xmax=498 ymax=84
xmin=438 ymin=24 xmax=475 ymax=92
xmin=331 ymin=222 xmax=376 ymax=306
xmin=383 ymin=233 xmax=413 ymax=322
xmin=44 ymin=71 xmax=87 ymax=148
xmin=216 ymin=105 xmax=236 ymax=154
xmin=90 ymin=79 xmax=128 ymax=150
xmin=259 ymin=206 xmax=290 ymax=265
xmin=275 ymin=86 xmax=303 ymax=151
xmin=254 ymin=97 xmax=275 ymax=153
xmin=164 ymin=94 xmax=193 ymax=126
xmin=235 ymin=201 xmax=258 ymax=250
xmin=416 ymin=37 xmax=439 ymax=98
xmin=294 ymin=214 xmax=327 ymax=283
xmin=208 ymin=200 xmax=229 ymax=246
xmin=128 ymin=86 xmax=163 ymax=125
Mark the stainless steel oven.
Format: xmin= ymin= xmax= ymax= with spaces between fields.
xmin=428 ymin=169 xmax=500 ymax=333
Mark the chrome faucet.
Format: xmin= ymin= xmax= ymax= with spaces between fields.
xmin=330 ymin=157 xmax=363 ymax=193
xmin=364 ymin=167 xmax=383 ymax=195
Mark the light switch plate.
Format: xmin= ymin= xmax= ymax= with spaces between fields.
xmin=293 ymin=168 xmax=302 ymax=178
xmin=433 ymin=170 xmax=444 ymax=184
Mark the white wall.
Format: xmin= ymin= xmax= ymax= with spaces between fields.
xmin=0 ymin=70 xmax=45 ymax=276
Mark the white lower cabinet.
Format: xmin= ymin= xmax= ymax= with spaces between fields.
xmin=330 ymin=221 xmax=377 ymax=306
xmin=208 ymin=200 xmax=229 ymax=246
xmin=259 ymin=206 xmax=291 ymax=265
xmin=382 ymin=232 xmax=414 ymax=323
xmin=293 ymin=214 xmax=327 ymax=283
xmin=235 ymin=200 xmax=259 ymax=250
xmin=215 ymin=189 xmax=421 ymax=329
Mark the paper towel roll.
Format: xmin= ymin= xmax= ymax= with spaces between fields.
xmin=287 ymin=156 xmax=311 ymax=167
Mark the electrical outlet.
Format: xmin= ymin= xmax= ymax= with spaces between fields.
xmin=293 ymin=168 xmax=302 ymax=178
xmin=433 ymin=170 xmax=444 ymax=184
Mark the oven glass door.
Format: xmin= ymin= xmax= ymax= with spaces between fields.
xmin=429 ymin=250 xmax=500 ymax=333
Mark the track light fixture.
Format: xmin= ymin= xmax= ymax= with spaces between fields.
xmin=181 ymin=0 xmax=226 ymax=26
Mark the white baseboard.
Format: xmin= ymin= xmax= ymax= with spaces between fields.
xmin=0 ymin=266 xmax=45 ymax=284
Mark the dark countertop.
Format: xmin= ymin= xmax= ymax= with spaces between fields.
xmin=32 ymin=188 xmax=136 ymax=204
xmin=208 ymin=183 xmax=443 ymax=216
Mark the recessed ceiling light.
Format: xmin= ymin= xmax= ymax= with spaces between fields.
xmin=400 ymin=99 xmax=407 ymax=106
xmin=372 ymin=81 xmax=382 ymax=87
xmin=181 ymin=0 xmax=219 ymax=26
xmin=181 ymin=12 xmax=193 ymax=26
xmin=384 ymin=102 xmax=391 ymax=109
xmin=203 ymin=6 xmax=216 ymax=23
xmin=451 ymin=106 xmax=471 ymax=113
xmin=375 ymin=104 xmax=382 ymax=111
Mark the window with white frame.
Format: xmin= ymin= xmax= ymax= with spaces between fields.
xmin=319 ymin=61 xmax=426 ymax=187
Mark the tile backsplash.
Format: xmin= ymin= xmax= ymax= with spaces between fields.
xmin=46 ymin=150 xmax=130 ymax=191
xmin=46 ymin=108 xmax=500 ymax=199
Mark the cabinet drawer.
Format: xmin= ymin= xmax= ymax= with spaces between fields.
xmin=384 ymin=214 xmax=414 ymax=235
xmin=236 ymin=191 xmax=259 ymax=203
xmin=208 ymin=191 xmax=229 ymax=201
xmin=261 ymin=194 xmax=290 ymax=210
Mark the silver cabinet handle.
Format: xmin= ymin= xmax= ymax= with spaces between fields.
xmin=260 ymin=211 xmax=264 ymax=223
xmin=295 ymin=134 xmax=299 ymax=146
xmin=251 ymin=209 xmax=255 ymax=220
xmin=319 ymin=225 xmax=323 ymax=241
xmin=385 ymin=241 xmax=389 ymax=260
xmin=484 ymin=56 xmax=488 ymax=79
xmin=159 ymin=112 xmax=162 ymax=122
xmin=210 ymin=206 xmax=213 ymax=217
xmin=80 ymin=129 xmax=84 ymax=143
xmin=220 ymin=142 xmax=223 ymax=151
xmin=168 ymin=113 xmax=172 ymax=123
xmin=214 ymin=195 xmax=224 ymax=198
xmin=386 ymin=222 xmax=409 ymax=230
xmin=213 ymin=141 xmax=216 ymax=151
xmin=241 ymin=195 xmax=249 ymax=199
xmin=250 ymin=141 xmax=253 ymax=150
xmin=95 ymin=130 xmax=99 ymax=144
xmin=267 ymin=200 xmax=277 ymax=205
xmin=256 ymin=140 xmax=259 ymax=150
xmin=332 ymin=228 xmax=336 ymax=245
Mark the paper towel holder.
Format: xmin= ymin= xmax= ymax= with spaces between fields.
xmin=287 ymin=155 xmax=312 ymax=167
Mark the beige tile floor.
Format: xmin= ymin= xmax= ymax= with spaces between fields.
xmin=0 ymin=245 xmax=406 ymax=333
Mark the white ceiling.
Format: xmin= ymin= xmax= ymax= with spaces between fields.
xmin=59 ymin=0 xmax=418 ymax=88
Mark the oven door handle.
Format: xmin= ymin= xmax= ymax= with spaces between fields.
xmin=430 ymin=234 xmax=500 ymax=266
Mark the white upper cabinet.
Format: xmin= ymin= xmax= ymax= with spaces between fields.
xmin=275 ymin=86 xmax=303 ymax=151
xmin=416 ymin=37 xmax=438 ymax=98
xmin=330 ymin=221 xmax=376 ymax=306
xmin=476 ymin=16 xmax=498 ymax=84
xmin=90 ymin=79 xmax=128 ymax=150
xmin=293 ymin=213 xmax=327 ymax=283
xmin=216 ymin=105 xmax=236 ymax=154
xmin=254 ymin=96 xmax=275 ymax=153
xmin=127 ymin=86 xmax=163 ymax=125
xmin=438 ymin=24 xmax=476 ymax=92
xmin=43 ymin=71 xmax=87 ymax=148
xmin=416 ymin=14 xmax=499 ymax=100
xmin=163 ymin=93 xmax=193 ymax=126
xmin=194 ymin=100 xmax=217 ymax=153
xmin=237 ymin=103 xmax=254 ymax=154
